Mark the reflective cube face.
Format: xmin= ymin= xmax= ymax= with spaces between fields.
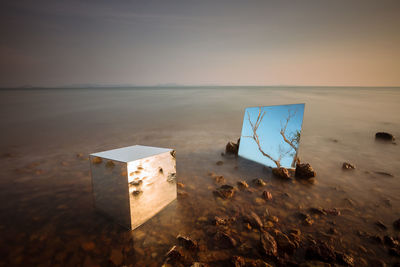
xmin=238 ymin=104 xmax=305 ymax=169
xmin=90 ymin=145 xmax=176 ymax=230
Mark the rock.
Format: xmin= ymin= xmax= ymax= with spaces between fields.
xmin=92 ymin=157 xmax=102 ymax=164
xmin=272 ymin=167 xmax=291 ymax=179
xmin=300 ymin=261 xmax=331 ymax=267
xmin=214 ymin=231 xmax=237 ymax=248
xmin=165 ymin=245 xmax=183 ymax=261
xmin=384 ymin=235 xmax=399 ymax=247
xmin=81 ymin=241 xmax=95 ymax=251
xmin=375 ymin=132 xmax=395 ymax=142
xmin=260 ymin=231 xmax=278 ymax=258
xmin=369 ymin=234 xmax=383 ymax=244
xmin=389 ymin=247 xmax=400 ymax=257
xmin=309 ymin=207 xmax=327 ymax=216
xmin=177 ymin=182 xmax=185 ymax=188
xmin=214 ymin=185 xmax=235 ymax=199
xmin=226 ymin=139 xmax=240 ymax=155
xmin=231 ymin=256 xmax=245 ymax=267
xmin=305 ymin=240 xmax=336 ymax=263
xmin=177 ymin=234 xmax=197 ymax=250
xmin=216 ymin=161 xmax=224 ymax=166
xmin=214 ymin=216 xmax=229 ymax=226
xmin=335 ymin=252 xmax=354 ymax=266
xmin=394 ymin=218 xmax=400 ymax=230
xmin=211 ymin=175 xmax=225 ymax=184
xmin=323 ymin=208 xmax=341 ymax=216
xmin=243 ymin=211 xmax=263 ymax=229
xmin=252 ymin=178 xmax=267 ymax=186
xmin=262 ymin=191 xmax=272 ymax=201
xmin=275 ymin=231 xmax=296 ymax=254
xmin=374 ymin=171 xmax=394 ymax=177
xmin=295 ymin=163 xmax=316 ymax=179
xmin=191 ymin=262 xmax=209 ymax=267
xmin=244 ymin=258 xmax=272 ymax=267
xmin=237 ymin=180 xmax=249 ymax=190
xmin=342 ymin=162 xmax=355 ymax=170
xmin=375 ymin=221 xmax=387 ymax=230
xmin=109 ymin=249 xmax=123 ymax=266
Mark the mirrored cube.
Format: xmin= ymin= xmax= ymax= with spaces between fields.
xmin=90 ymin=145 xmax=176 ymax=230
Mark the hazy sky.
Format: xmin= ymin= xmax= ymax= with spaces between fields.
xmin=1 ymin=0 xmax=399 ymax=87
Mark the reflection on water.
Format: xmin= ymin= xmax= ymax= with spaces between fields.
xmin=0 ymin=87 xmax=399 ymax=266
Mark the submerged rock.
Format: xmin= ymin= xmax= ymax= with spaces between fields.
xmin=305 ymin=240 xmax=336 ymax=263
xmin=342 ymin=162 xmax=355 ymax=170
xmin=260 ymin=231 xmax=278 ymax=258
xmin=262 ymin=191 xmax=273 ymax=201
xmin=393 ymin=218 xmax=400 ymax=230
xmin=272 ymin=167 xmax=291 ymax=179
xmin=214 ymin=231 xmax=237 ymax=248
xmin=237 ymin=180 xmax=249 ymax=190
xmin=177 ymin=234 xmax=197 ymax=250
xmin=375 ymin=132 xmax=395 ymax=142
xmin=214 ymin=185 xmax=235 ymax=199
xmin=252 ymin=178 xmax=267 ymax=187
xmin=295 ymin=163 xmax=316 ymax=179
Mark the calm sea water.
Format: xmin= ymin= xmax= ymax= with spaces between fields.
xmin=0 ymin=87 xmax=399 ymax=266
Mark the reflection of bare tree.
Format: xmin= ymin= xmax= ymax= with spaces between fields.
xmin=242 ymin=107 xmax=281 ymax=168
xmin=243 ymin=107 xmax=301 ymax=168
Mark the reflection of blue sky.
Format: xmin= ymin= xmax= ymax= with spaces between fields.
xmin=238 ymin=104 xmax=305 ymax=168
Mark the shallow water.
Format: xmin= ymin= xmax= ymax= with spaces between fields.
xmin=0 ymin=87 xmax=399 ymax=266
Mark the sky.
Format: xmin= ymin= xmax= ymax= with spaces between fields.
xmin=239 ymin=104 xmax=305 ymax=168
xmin=1 ymin=0 xmax=400 ymax=87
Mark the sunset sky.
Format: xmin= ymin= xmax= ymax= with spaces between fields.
xmin=1 ymin=0 xmax=399 ymax=87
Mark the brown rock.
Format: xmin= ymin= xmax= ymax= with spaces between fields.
xmin=237 ymin=180 xmax=249 ymax=190
xmin=177 ymin=234 xmax=197 ymax=250
xmin=216 ymin=161 xmax=224 ymax=166
xmin=109 ymin=249 xmax=123 ymax=266
xmin=295 ymin=163 xmax=316 ymax=179
xmin=260 ymin=231 xmax=278 ymax=258
xmin=243 ymin=211 xmax=263 ymax=229
xmin=214 ymin=231 xmax=237 ymax=248
xmin=272 ymin=167 xmax=291 ymax=179
xmin=275 ymin=231 xmax=296 ymax=254
xmin=214 ymin=185 xmax=235 ymax=199
xmin=92 ymin=157 xmax=102 ymax=164
xmin=375 ymin=221 xmax=387 ymax=230
xmin=231 ymin=256 xmax=245 ymax=267
xmin=342 ymin=162 xmax=355 ymax=170
xmin=305 ymin=240 xmax=336 ymax=263
xmin=335 ymin=252 xmax=354 ymax=266
xmin=226 ymin=139 xmax=240 ymax=155
xmin=177 ymin=182 xmax=185 ymax=188
xmin=252 ymin=178 xmax=267 ymax=186
xmin=262 ymin=191 xmax=272 ymax=201
xmin=394 ymin=218 xmax=400 ymax=230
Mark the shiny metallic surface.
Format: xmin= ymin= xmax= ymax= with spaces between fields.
xmin=90 ymin=145 xmax=176 ymax=230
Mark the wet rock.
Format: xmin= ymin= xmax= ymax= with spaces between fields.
xmin=190 ymin=263 xmax=209 ymax=267
xmin=275 ymin=231 xmax=296 ymax=254
xmin=368 ymin=259 xmax=386 ymax=267
xmin=342 ymin=162 xmax=355 ymax=170
xmin=300 ymin=261 xmax=331 ymax=267
xmin=389 ymin=247 xmax=400 ymax=257
xmin=327 ymin=228 xmax=338 ymax=235
xmin=323 ymin=208 xmax=341 ymax=216
xmin=109 ymin=249 xmax=123 ymax=266
xmin=272 ymin=167 xmax=291 ymax=179
xmin=211 ymin=174 xmax=226 ymax=184
xmin=374 ymin=171 xmax=394 ymax=177
xmin=198 ymin=250 xmax=231 ymax=262
xmin=309 ymin=207 xmax=327 ymax=216
xmin=237 ymin=180 xmax=249 ymax=190
xmin=384 ymin=235 xmax=399 ymax=247
xmin=375 ymin=132 xmax=395 ymax=142
xmin=231 ymin=256 xmax=245 ymax=267
xmin=214 ymin=185 xmax=235 ymax=199
xmin=369 ymin=234 xmax=383 ymax=244
xmin=177 ymin=234 xmax=197 ymax=250
xmin=375 ymin=221 xmax=387 ymax=230
xmin=252 ymin=178 xmax=267 ymax=186
xmin=177 ymin=182 xmax=185 ymax=188
xmin=260 ymin=231 xmax=278 ymax=258
xmin=244 ymin=258 xmax=272 ymax=267
xmin=305 ymin=240 xmax=336 ymax=263
xmin=214 ymin=216 xmax=228 ymax=226
xmin=165 ymin=245 xmax=183 ymax=261
xmin=214 ymin=231 xmax=237 ymax=248
xmin=394 ymin=218 xmax=400 ymax=230
xmin=243 ymin=211 xmax=263 ymax=229
xmin=216 ymin=161 xmax=224 ymax=166
xmin=335 ymin=252 xmax=354 ymax=266
xmin=226 ymin=139 xmax=240 ymax=155
xmin=295 ymin=163 xmax=316 ymax=179
xmin=262 ymin=191 xmax=272 ymax=201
